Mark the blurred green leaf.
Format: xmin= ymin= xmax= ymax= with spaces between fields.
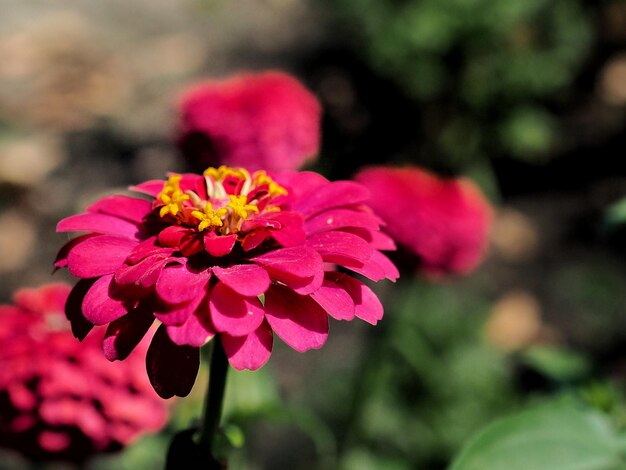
xmin=604 ymin=196 xmax=626 ymax=229
xmin=450 ymin=399 xmax=626 ymax=470
xmin=521 ymin=345 xmax=591 ymax=382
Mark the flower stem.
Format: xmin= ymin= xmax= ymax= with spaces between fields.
xmin=198 ymin=337 xmax=229 ymax=465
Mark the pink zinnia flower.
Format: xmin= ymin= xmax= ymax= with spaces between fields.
xmin=56 ymin=166 xmax=397 ymax=398
xmin=354 ymin=166 xmax=493 ymax=277
xmin=0 ymin=283 xmax=167 ymax=463
xmin=177 ymin=71 xmax=321 ymax=172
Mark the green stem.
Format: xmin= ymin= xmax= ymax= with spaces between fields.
xmin=198 ymin=337 xmax=229 ymax=464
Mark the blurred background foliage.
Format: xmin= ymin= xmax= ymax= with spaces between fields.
xmin=1 ymin=0 xmax=626 ymax=468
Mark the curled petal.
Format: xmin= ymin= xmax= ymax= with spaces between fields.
xmin=212 ymin=264 xmax=270 ymax=297
xmin=209 ymin=283 xmax=265 ymax=336
xmin=222 ymin=321 xmax=273 ymax=371
xmin=146 ymin=325 xmax=200 ymax=398
xmin=115 ymin=255 xmax=169 ymax=288
xmin=264 ymin=285 xmax=328 ymax=352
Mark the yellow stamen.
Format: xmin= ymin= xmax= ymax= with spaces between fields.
xmin=158 ymin=175 xmax=189 ymax=218
xmin=191 ymin=202 xmax=227 ymax=231
xmin=227 ymin=195 xmax=259 ymax=219
xmin=252 ymin=170 xmax=287 ymax=197
xmin=204 ymin=165 xmax=250 ymax=182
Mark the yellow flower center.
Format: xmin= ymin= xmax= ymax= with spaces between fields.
xmin=156 ymin=166 xmax=287 ymax=235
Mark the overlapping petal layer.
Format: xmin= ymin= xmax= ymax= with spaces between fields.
xmin=56 ymin=167 xmax=397 ymax=398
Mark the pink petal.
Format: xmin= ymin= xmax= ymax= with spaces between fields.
xmin=310 ymin=276 xmax=355 ymax=321
xmin=54 ymin=233 xmax=99 ymax=269
xmin=209 ymin=282 xmax=265 ymax=336
xmin=273 ymin=171 xmax=328 ymax=200
xmin=371 ymin=250 xmax=400 ymax=281
xmin=156 ymin=263 xmax=210 ymax=305
xmin=307 ymin=231 xmax=373 ymax=264
xmin=264 ymin=285 xmax=328 ymax=352
xmin=241 ymin=229 xmax=271 ymax=251
xmin=86 ymin=195 xmax=152 ymax=223
xmin=147 ymin=325 xmax=200 ymax=398
xmin=103 ymin=302 xmax=155 ymax=360
xmin=251 ymin=245 xmax=323 ymax=281
xmin=65 ymin=279 xmax=96 ymax=340
xmin=130 ymin=180 xmax=164 ymax=197
xmin=82 ymin=274 xmax=128 ymax=325
xmin=340 ymin=227 xmax=397 ymax=251
xmin=212 ymin=264 xmax=270 ymax=297
xmin=222 ymin=321 xmax=273 ymax=371
xmin=154 ymin=294 xmax=204 ymax=326
xmin=157 ymin=225 xmax=189 ymax=247
xmin=126 ymin=237 xmax=175 ymax=264
xmin=204 ymin=233 xmax=237 ymax=257
xmin=166 ymin=302 xmax=215 ymax=347
xmin=294 ymin=181 xmax=370 ymax=218
xmin=57 ymin=213 xmax=140 ymax=239
xmin=67 ymin=236 xmax=137 ymax=278
xmin=326 ymin=272 xmax=383 ymax=325
xmin=115 ymin=255 xmax=168 ymax=288
xmin=304 ymin=208 xmax=381 ymax=234
xmin=269 ymin=212 xmax=306 ymax=247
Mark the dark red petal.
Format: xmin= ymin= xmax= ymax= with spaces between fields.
xmin=86 ymin=195 xmax=152 ymax=223
xmin=126 ymin=237 xmax=175 ymax=264
xmin=67 ymin=235 xmax=137 ymax=278
xmin=212 ymin=264 xmax=270 ymax=297
xmin=204 ymin=233 xmax=237 ymax=257
xmin=264 ymin=285 xmax=328 ymax=352
xmin=209 ymin=282 xmax=265 ymax=336
xmin=156 ymin=263 xmax=210 ymax=305
xmin=146 ymin=325 xmax=200 ymax=398
xmin=82 ymin=274 xmax=128 ymax=325
xmin=222 ymin=321 xmax=273 ymax=371
xmin=103 ymin=302 xmax=155 ymax=361
xmin=65 ymin=279 xmax=96 ymax=340
xmin=294 ymin=181 xmax=370 ymax=218
xmin=157 ymin=225 xmax=189 ymax=247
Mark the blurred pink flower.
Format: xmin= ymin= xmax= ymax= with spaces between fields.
xmin=0 ymin=283 xmax=167 ymax=463
xmin=354 ymin=166 xmax=493 ymax=277
xmin=56 ymin=166 xmax=397 ymax=399
xmin=176 ymin=71 xmax=321 ymax=171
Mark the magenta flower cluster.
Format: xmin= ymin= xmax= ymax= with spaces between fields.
xmin=0 ymin=283 xmax=167 ymax=463
xmin=56 ymin=166 xmax=398 ymax=398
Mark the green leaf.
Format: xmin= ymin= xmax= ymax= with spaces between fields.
xmin=450 ymin=400 xmax=626 ymax=470
xmin=521 ymin=345 xmax=590 ymax=382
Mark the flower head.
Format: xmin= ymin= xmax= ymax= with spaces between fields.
xmin=0 ymin=283 xmax=167 ymax=463
xmin=354 ymin=166 xmax=492 ymax=277
xmin=56 ymin=166 xmax=397 ymax=399
xmin=176 ymin=71 xmax=321 ymax=172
